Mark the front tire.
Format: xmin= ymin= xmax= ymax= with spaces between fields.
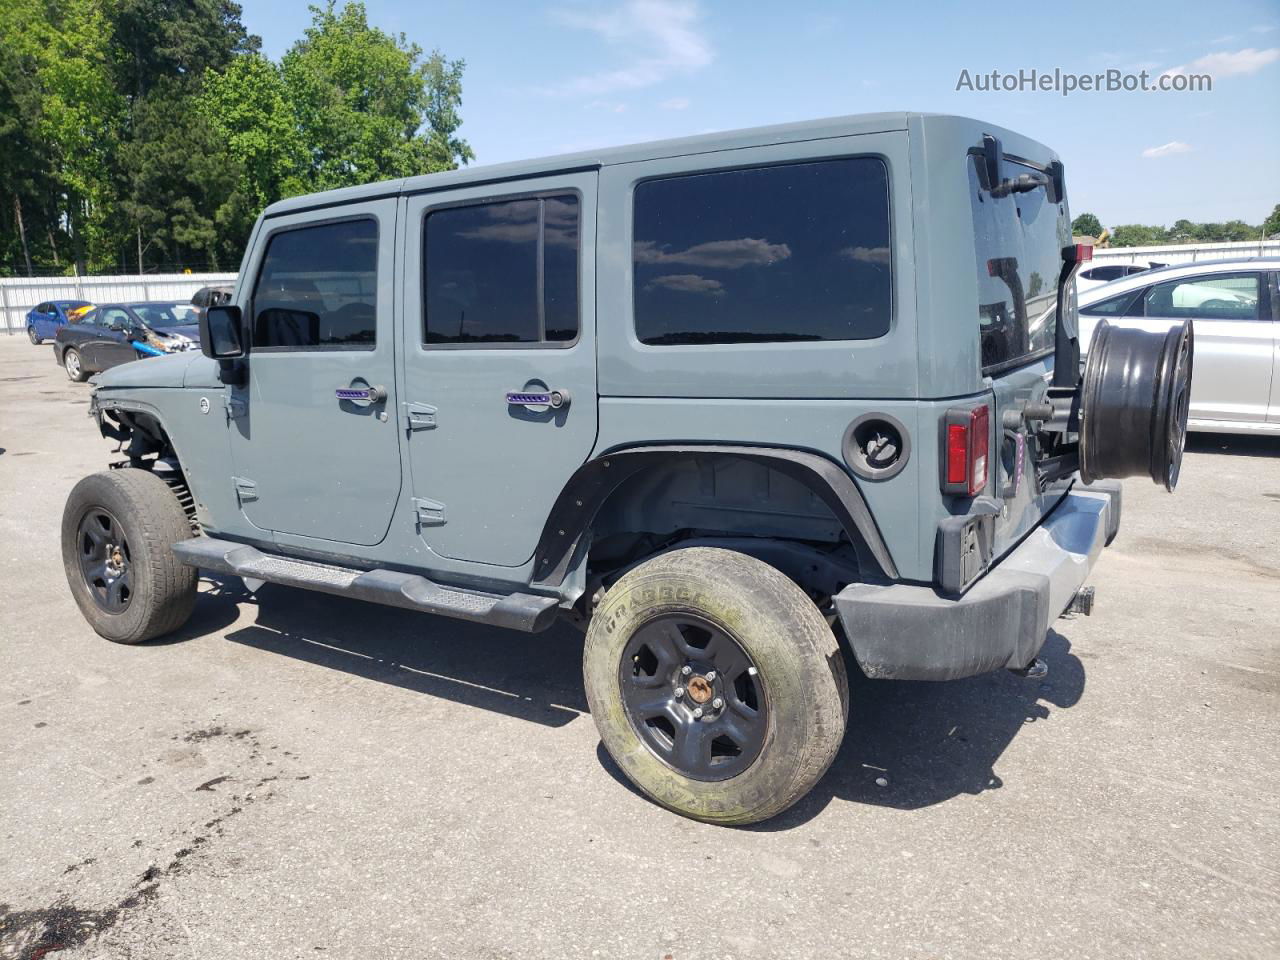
xmin=63 ymin=347 xmax=87 ymax=381
xmin=584 ymin=547 xmax=848 ymax=825
xmin=28 ymin=326 xmax=42 ymax=344
xmin=61 ymin=469 xmax=198 ymax=644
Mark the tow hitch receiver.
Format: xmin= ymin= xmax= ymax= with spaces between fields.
xmin=1066 ymin=586 xmax=1095 ymax=617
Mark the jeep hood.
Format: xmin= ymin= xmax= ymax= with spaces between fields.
xmin=91 ymin=351 xmax=199 ymax=389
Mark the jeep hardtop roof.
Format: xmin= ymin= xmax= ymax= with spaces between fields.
xmin=262 ymin=112 xmax=1014 ymax=219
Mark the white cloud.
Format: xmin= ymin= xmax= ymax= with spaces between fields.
xmin=1141 ymin=141 xmax=1192 ymax=158
xmin=548 ymin=0 xmax=712 ymax=96
xmin=839 ymin=245 xmax=891 ymax=265
xmin=1250 ymin=24 xmax=1278 ymax=33
xmin=1163 ymin=47 xmax=1280 ymax=77
xmin=645 ymin=273 xmax=724 ymax=295
xmin=634 ymin=237 xmax=791 ymax=269
xmin=660 ymin=96 xmax=691 ymax=110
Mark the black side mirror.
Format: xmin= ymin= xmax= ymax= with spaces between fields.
xmin=201 ymin=305 xmax=247 ymax=360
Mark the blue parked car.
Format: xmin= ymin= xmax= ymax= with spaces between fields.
xmin=26 ymin=300 xmax=92 ymax=343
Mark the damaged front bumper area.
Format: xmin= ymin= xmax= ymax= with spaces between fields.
xmin=834 ymin=482 xmax=1121 ymax=681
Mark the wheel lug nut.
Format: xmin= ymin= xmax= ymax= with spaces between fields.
xmin=706 ymin=671 xmax=716 ymax=681
xmin=712 ymin=697 xmax=723 ymax=710
xmin=674 ymin=687 xmax=685 ymax=698
xmin=693 ymin=707 xmax=704 ymax=718
xmin=681 ymin=665 xmax=692 ymax=676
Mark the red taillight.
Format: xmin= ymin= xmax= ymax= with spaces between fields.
xmin=1075 ymin=242 xmax=1093 ymax=262
xmin=943 ymin=405 xmax=990 ymax=496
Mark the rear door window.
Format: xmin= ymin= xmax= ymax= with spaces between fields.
xmin=423 ymin=194 xmax=581 ymax=345
xmin=251 ymin=218 xmax=379 ymax=350
xmin=1144 ymin=273 xmax=1260 ymax=321
xmin=632 ymin=157 xmax=892 ymax=345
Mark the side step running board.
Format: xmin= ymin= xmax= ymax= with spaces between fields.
xmin=171 ymin=537 xmax=560 ymax=633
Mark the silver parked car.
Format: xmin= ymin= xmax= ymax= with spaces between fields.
xmin=1079 ymin=258 xmax=1279 ymax=435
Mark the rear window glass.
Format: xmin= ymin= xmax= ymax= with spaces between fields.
xmin=252 ymin=219 xmax=378 ymax=350
xmin=969 ymin=156 xmax=1071 ymax=371
xmin=632 ymin=158 xmax=892 ymax=345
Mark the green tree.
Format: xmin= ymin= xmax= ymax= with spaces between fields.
xmin=110 ymin=0 xmax=258 ymax=100
xmin=110 ymin=0 xmax=259 ymax=271
xmin=198 ymin=53 xmax=309 ymax=260
xmin=1109 ymin=224 xmax=1169 ymax=247
xmin=1264 ymin=204 xmax=1280 ymax=239
xmin=1 ymin=0 xmax=125 ymax=273
xmin=1167 ymin=219 xmax=1199 ymax=244
xmin=1071 ymin=212 xmax=1102 ymax=237
xmin=1218 ymin=220 xmax=1259 ymax=242
xmin=120 ymin=79 xmax=240 ymax=270
xmin=282 ymin=2 xmax=473 ymax=191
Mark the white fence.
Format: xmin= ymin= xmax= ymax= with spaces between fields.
xmin=5 ymin=241 xmax=1276 ymax=332
xmin=1 ymin=273 xmax=237 ymax=334
xmin=1090 ymin=239 xmax=1280 ymax=267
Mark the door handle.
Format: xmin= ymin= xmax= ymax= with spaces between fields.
xmin=506 ymin=388 xmax=571 ymax=410
xmin=336 ymin=384 xmax=387 ymax=403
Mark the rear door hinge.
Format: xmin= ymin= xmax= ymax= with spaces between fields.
xmin=404 ymin=401 xmax=437 ymax=431
xmin=412 ymin=497 xmax=446 ymax=526
xmin=224 ymin=394 xmax=247 ymax=421
xmin=233 ymin=476 xmax=258 ymax=504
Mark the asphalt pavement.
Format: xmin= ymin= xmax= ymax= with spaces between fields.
xmin=1 ymin=334 xmax=1277 ymax=959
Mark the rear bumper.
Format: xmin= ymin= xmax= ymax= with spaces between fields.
xmin=834 ymin=481 xmax=1121 ymax=681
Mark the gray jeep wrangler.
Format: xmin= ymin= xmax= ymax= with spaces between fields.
xmin=62 ymin=113 xmax=1192 ymax=825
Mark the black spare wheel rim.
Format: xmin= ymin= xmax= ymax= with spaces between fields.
xmin=77 ymin=507 xmax=133 ymax=613
xmin=1079 ymin=319 xmax=1194 ymax=491
xmin=619 ymin=613 xmax=768 ymax=782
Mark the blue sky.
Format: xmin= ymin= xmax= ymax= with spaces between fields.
xmin=239 ymin=0 xmax=1280 ymax=227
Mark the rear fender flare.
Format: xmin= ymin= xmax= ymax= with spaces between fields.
xmin=530 ymin=444 xmax=899 ymax=588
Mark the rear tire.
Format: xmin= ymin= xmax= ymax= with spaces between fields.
xmin=584 ymin=547 xmax=848 ymax=825
xmin=61 ymin=469 xmax=198 ymax=644
xmin=63 ymin=347 xmax=87 ymax=382
xmin=28 ymin=326 xmax=41 ymax=345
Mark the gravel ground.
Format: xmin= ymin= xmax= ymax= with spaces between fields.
xmin=1 ymin=334 xmax=1277 ymax=960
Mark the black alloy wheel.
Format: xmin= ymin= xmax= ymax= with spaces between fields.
xmin=619 ymin=614 xmax=767 ymax=781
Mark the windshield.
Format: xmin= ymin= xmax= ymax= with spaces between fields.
xmin=969 ymin=155 xmax=1071 ymax=373
xmin=130 ymin=303 xmax=198 ymax=328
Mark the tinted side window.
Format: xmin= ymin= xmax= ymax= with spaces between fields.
xmin=633 ymin=158 xmax=892 ymax=345
xmin=1081 ymin=289 xmax=1143 ymax=317
xmin=1144 ymin=273 xmax=1260 ymax=321
xmin=424 ymin=194 xmax=580 ymax=345
xmin=252 ymin=219 xmax=378 ymax=350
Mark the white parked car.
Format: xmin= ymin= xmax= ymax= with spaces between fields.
xmin=1077 ymin=258 xmax=1279 ymax=435
xmin=1075 ymin=262 xmax=1156 ymax=294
